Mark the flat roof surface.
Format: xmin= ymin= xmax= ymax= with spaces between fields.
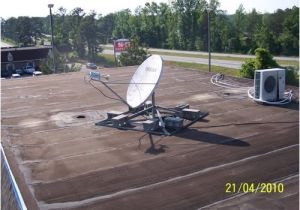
xmin=1 ymin=65 xmax=299 ymax=210
xmin=1 ymin=46 xmax=51 ymax=64
xmin=1 ymin=46 xmax=52 ymax=51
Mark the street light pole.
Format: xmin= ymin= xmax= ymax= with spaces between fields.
xmin=207 ymin=8 xmax=211 ymax=72
xmin=48 ymin=4 xmax=55 ymax=73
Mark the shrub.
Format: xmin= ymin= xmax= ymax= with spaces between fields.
xmin=65 ymin=63 xmax=82 ymax=72
xmin=119 ymin=38 xmax=148 ymax=66
xmin=39 ymin=59 xmax=53 ymax=74
xmin=240 ymin=48 xmax=299 ymax=86
xmin=94 ymin=54 xmax=115 ymax=67
xmin=254 ymin=48 xmax=279 ymax=69
xmin=285 ymin=66 xmax=299 ymax=86
xmin=67 ymin=51 xmax=79 ymax=62
xmin=240 ymin=59 xmax=256 ymax=78
xmin=240 ymin=48 xmax=279 ymax=79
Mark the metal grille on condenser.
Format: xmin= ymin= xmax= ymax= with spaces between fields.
xmin=264 ymin=76 xmax=276 ymax=93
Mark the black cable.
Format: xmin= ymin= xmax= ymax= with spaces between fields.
xmin=138 ymin=133 xmax=149 ymax=150
xmin=83 ymin=74 xmax=89 ymax=84
xmin=105 ymin=81 xmax=156 ymax=85
xmin=84 ymin=74 xmax=155 ymax=106
xmin=88 ymin=79 xmax=124 ymax=102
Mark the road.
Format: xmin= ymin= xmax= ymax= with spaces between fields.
xmin=1 ymin=40 xmax=13 ymax=48
xmin=103 ymin=49 xmax=243 ymax=69
xmin=147 ymin=47 xmax=299 ymax=61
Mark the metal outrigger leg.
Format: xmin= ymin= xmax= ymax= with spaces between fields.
xmin=149 ymin=92 xmax=164 ymax=150
xmin=96 ymin=89 xmax=208 ymax=136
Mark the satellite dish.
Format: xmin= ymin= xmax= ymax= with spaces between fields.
xmin=126 ymin=55 xmax=163 ymax=108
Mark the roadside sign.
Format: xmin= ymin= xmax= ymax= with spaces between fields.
xmin=113 ymin=39 xmax=131 ymax=66
xmin=114 ymin=39 xmax=131 ymax=53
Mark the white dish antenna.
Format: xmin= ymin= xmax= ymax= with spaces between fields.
xmin=126 ymin=55 xmax=163 ymax=108
xmin=90 ymin=54 xmax=209 ymax=136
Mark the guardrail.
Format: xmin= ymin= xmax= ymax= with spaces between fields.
xmin=1 ymin=144 xmax=27 ymax=210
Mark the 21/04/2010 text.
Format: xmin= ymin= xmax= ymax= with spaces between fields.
xmin=225 ymin=182 xmax=284 ymax=194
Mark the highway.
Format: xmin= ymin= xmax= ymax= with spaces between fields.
xmin=103 ymin=49 xmax=243 ymax=69
xmin=145 ymin=47 xmax=299 ymax=61
xmin=1 ymin=40 xmax=13 ymax=48
xmin=103 ymin=47 xmax=299 ymax=69
xmin=104 ymin=44 xmax=299 ymax=61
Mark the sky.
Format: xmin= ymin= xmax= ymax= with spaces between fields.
xmin=0 ymin=0 xmax=298 ymax=19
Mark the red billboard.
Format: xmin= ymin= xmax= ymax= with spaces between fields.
xmin=114 ymin=39 xmax=131 ymax=53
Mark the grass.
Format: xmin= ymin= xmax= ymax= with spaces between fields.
xmin=277 ymin=60 xmax=299 ymax=67
xmin=165 ymin=61 xmax=240 ymax=77
xmin=101 ymin=54 xmax=115 ymax=62
xmin=64 ymin=51 xmax=116 ymax=68
xmin=95 ymin=53 xmax=116 ymax=67
xmin=150 ymin=50 xmax=246 ymax=62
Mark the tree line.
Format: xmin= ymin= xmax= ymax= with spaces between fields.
xmin=1 ymin=0 xmax=299 ymax=58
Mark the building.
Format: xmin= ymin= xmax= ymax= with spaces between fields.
xmin=1 ymin=65 xmax=299 ymax=209
xmin=1 ymin=46 xmax=52 ymax=77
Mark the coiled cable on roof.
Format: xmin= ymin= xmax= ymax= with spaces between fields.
xmin=247 ymin=87 xmax=293 ymax=105
xmin=210 ymin=73 xmax=294 ymax=105
xmin=210 ymin=73 xmax=249 ymax=89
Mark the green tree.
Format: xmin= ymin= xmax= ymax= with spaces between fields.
xmin=69 ymin=7 xmax=86 ymax=57
xmin=16 ymin=17 xmax=32 ymax=46
xmin=279 ymin=6 xmax=299 ymax=55
xmin=143 ymin=2 xmax=160 ymax=47
xmin=98 ymin=13 xmax=115 ymax=43
xmin=80 ymin=12 xmax=103 ymax=61
xmin=112 ymin=9 xmax=132 ymax=39
xmin=232 ymin=4 xmax=246 ymax=52
xmin=244 ymin=9 xmax=262 ymax=54
xmin=1 ymin=4 xmax=298 ymax=57
xmin=209 ymin=3 xmax=229 ymax=52
xmin=173 ymin=0 xmax=206 ymax=50
xmin=254 ymin=17 xmax=279 ymax=54
xmin=157 ymin=3 xmax=171 ymax=48
xmin=166 ymin=5 xmax=181 ymax=49
xmin=53 ymin=7 xmax=72 ymax=52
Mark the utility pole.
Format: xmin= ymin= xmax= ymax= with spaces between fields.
xmin=207 ymin=7 xmax=211 ymax=72
xmin=48 ymin=4 xmax=56 ymax=73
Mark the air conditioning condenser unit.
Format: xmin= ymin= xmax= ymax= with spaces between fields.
xmin=254 ymin=68 xmax=285 ymax=102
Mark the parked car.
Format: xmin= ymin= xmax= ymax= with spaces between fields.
xmin=86 ymin=62 xmax=97 ymax=69
xmin=33 ymin=71 xmax=43 ymax=76
xmin=1 ymin=70 xmax=10 ymax=78
xmin=12 ymin=73 xmax=21 ymax=78
xmin=23 ymin=65 xmax=35 ymax=74
xmin=15 ymin=69 xmax=23 ymax=75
